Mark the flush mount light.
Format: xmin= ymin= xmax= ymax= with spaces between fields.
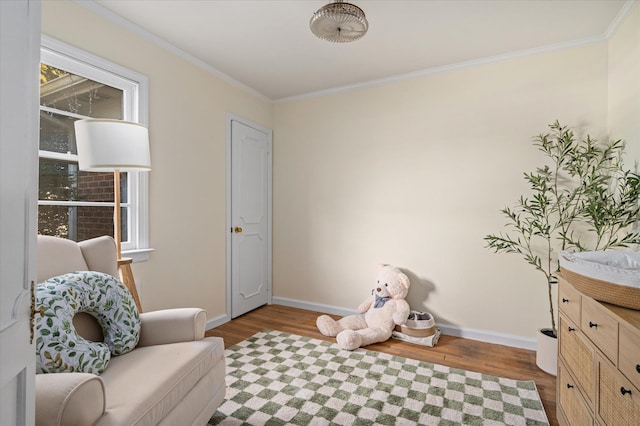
xmin=310 ymin=0 xmax=368 ymax=43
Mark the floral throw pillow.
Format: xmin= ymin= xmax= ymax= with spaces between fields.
xmin=35 ymin=271 xmax=141 ymax=374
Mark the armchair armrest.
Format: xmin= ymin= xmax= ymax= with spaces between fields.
xmin=36 ymin=373 xmax=105 ymax=426
xmin=137 ymin=308 xmax=207 ymax=347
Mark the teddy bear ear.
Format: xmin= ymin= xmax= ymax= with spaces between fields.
xmin=399 ymin=272 xmax=410 ymax=289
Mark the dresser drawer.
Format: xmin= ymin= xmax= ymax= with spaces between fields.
xmin=597 ymin=359 xmax=640 ymax=426
xmin=558 ymin=276 xmax=581 ymax=325
xmin=559 ymin=315 xmax=595 ymax=404
xmin=619 ymin=324 xmax=640 ymax=391
xmin=558 ymin=278 xmax=640 ymax=426
xmin=581 ymin=296 xmax=618 ymax=363
xmin=558 ymin=361 xmax=593 ymax=426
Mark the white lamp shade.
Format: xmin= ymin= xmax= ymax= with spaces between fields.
xmin=74 ymin=119 xmax=151 ymax=171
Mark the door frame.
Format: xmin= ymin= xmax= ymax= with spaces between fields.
xmin=225 ymin=113 xmax=273 ymax=321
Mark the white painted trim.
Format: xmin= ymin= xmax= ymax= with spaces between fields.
xmin=274 ymin=35 xmax=607 ymax=104
xmin=206 ymin=313 xmax=230 ymax=331
xmin=73 ymin=0 xmax=634 ymax=104
xmin=74 ymin=0 xmax=270 ymax=103
xmin=273 ymin=297 xmax=357 ymax=318
xmin=436 ymin=324 xmax=536 ymax=351
xmin=40 ymin=35 xmax=151 ymax=258
xmin=272 ymin=296 xmax=537 ymax=351
xmin=225 ymin=117 xmax=233 ymax=324
xmin=605 ymin=0 xmax=638 ymax=39
xmin=121 ymin=248 xmax=154 ymax=263
xmin=225 ymin=113 xmax=273 ymax=319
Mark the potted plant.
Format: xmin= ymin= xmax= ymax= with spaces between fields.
xmin=485 ymin=121 xmax=640 ymax=375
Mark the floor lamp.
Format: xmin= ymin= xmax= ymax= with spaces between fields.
xmin=74 ymin=119 xmax=150 ymax=312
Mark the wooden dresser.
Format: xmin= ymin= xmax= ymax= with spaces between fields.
xmin=557 ymin=273 xmax=640 ymax=425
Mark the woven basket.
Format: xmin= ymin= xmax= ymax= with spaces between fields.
xmin=561 ymin=268 xmax=640 ymax=311
xmin=394 ymin=311 xmax=436 ymax=338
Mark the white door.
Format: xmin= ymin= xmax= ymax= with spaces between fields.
xmin=0 ymin=0 xmax=40 ymax=424
xmin=230 ymin=119 xmax=271 ymax=318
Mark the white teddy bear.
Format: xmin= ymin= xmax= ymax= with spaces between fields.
xmin=316 ymin=264 xmax=411 ymax=350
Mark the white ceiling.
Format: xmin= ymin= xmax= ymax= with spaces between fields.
xmin=89 ymin=0 xmax=632 ymax=102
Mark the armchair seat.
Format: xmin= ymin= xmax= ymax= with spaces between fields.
xmin=97 ymin=338 xmax=225 ymax=425
xmin=35 ymin=236 xmax=225 ymax=426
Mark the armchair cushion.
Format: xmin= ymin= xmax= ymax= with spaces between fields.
xmin=137 ymin=308 xmax=207 ymax=347
xmin=36 ymin=271 xmax=140 ymax=374
xmin=37 ymin=235 xmax=118 ymax=283
xmin=96 ymin=337 xmax=225 ymax=426
xmin=35 ymin=372 xmax=106 ymax=426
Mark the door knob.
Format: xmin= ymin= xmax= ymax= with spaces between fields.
xmin=234 ymin=227 xmax=243 ymax=233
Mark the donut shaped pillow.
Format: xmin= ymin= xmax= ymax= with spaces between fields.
xmin=35 ymin=271 xmax=141 ymax=374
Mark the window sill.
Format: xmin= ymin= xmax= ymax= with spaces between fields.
xmin=122 ymin=248 xmax=155 ymax=263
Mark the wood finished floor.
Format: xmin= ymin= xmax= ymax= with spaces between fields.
xmin=206 ymin=304 xmax=558 ymax=426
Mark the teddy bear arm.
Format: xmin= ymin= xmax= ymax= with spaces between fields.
xmin=357 ymin=297 xmax=374 ymax=314
xmin=392 ymin=300 xmax=411 ymax=325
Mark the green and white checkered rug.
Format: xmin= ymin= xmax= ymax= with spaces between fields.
xmin=209 ymin=329 xmax=549 ymax=426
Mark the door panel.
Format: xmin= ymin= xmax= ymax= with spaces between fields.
xmin=0 ymin=1 xmax=39 ymax=424
xmin=231 ymin=120 xmax=271 ymax=318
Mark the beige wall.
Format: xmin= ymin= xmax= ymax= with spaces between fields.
xmin=608 ymin=3 xmax=640 ymax=168
xmin=42 ymin=1 xmax=638 ymax=342
xmin=41 ymin=1 xmax=273 ymax=318
xmin=273 ymin=43 xmax=610 ymax=340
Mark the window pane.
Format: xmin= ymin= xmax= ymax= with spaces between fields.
xmin=39 ymin=158 xmax=115 ymax=202
xmin=39 ymin=159 xmax=127 ymax=203
xmin=78 ymin=170 xmax=128 ymax=210
xmin=40 ymin=64 xmax=123 ymax=119
xmin=78 ymin=170 xmax=115 ymax=203
xmin=38 ymin=205 xmax=128 ymax=243
xmin=39 ymin=111 xmax=77 ymax=154
xmin=38 ymin=44 xmax=144 ymax=252
xmin=39 ymin=158 xmax=79 ymax=201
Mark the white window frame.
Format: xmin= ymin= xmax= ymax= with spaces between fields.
xmin=40 ymin=36 xmax=152 ymax=262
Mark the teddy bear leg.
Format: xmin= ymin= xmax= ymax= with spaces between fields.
xmin=317 ymin=314 xmax=367 ymax=337
xmin=354 ymin=327 xmax=393 ymax=348
xmin=336 ymin=329 xmax=363 ymax=351
xmin=316 ymin=315 xmax=341 ymax=337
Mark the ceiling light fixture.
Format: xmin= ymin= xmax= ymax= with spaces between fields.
xmin=310 ymin=0 xmax=368 ymax=43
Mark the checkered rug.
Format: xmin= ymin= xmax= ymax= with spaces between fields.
xmin=209 ymin=329 xmax=549 ymax=426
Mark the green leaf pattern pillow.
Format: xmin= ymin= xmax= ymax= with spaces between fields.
xmin=35 ymin=271 xmax=141 ymax=374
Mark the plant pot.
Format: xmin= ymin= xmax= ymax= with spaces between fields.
xmin=535 ymin=328 xmax=557 ymax=376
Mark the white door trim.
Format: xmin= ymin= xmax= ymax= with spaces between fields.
xmin=225 ymin=113 xmax=273 ymax=321
xmin=1 ymin=0 xmax=39 ymax=423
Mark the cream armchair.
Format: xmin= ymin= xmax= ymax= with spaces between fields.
xmin=36 ymin=235 xmax=226 ymax=426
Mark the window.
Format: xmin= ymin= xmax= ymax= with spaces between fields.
xmin=39 ymin=37 xmax=150 ymax=260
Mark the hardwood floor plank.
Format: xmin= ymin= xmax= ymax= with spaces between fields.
xmin=206 ymin=304 xmax=558 ymax=425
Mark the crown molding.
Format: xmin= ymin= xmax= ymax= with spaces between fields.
xmin=274 ymin=35 xmax=607 ymax=104
xmin=74 ymin=0 xmax=271 ymax=103
xmin=605 ymin=0 xmax=638 ymax=39
xmin=74 ymin=0 xmax=636 ymax=105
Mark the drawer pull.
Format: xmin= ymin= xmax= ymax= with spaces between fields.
xmin=568 ymin=327 xmax=575 ymax=332
xmin=589 ymin=321 xmax=598 ymax=328
xmin=562 ymin=298 xmax=569 ymax=303
xmin=567 ymin=384 xmax=574 ymax=389
xmin=621 ymin=387 xmax=632 ymax=396
xmin=636 ymin=364 xmax=640 ymax=374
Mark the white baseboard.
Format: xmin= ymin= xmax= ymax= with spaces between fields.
xmin=206 ymin=313 xmax=230 ymax=331
xmin=272 ymin=296 xmax=537 ymax=351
